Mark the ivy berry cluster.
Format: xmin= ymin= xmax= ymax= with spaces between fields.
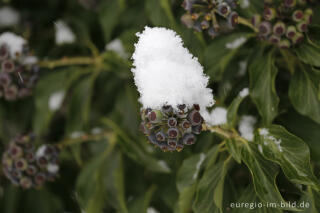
xmin=252 ymin=0 xmax=314 ymax=48
xmin=181 ymin=0 xmax=239 ymax=38
xmin=2 ymin=133 xmax=60 ymax=189
xmin=140 ymin=104 xmax=204 ymax=152
xmin=0 ymin=42 xmax=39 ymax=101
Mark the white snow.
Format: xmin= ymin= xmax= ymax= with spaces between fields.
xmin=131 ymin=27 xmax=214 ymax=111
xmin=106 ymin=39 xmax=128 ymax=59
xmin=55 ymin=20 xmax=76 ymax=45
xmin=70 ymin=131 xmax=84 ymax=139
xmin=0 ymin=7 xmax=19 ymax=27
xmin=240 ymin=0 xmax=250 ymax=8
xmin=239 ymin=87 xmax=249 ymax=98
xmin=147 ymin=207 xmax=160 ymax=213
xmin=238 ymin=60 xmax=247 ymax=76
xmin=47 ymin=163 xmax=59 ymax=173
xmin=157 ymin=160 xmax=170 ymax=172
xmin=226 ymin=37 xmax=247 ymax=49
xmin=36 ymin=145 xmax=46 ymax=158
xmin=22 ymin=56 xmax=38 ymax=65
xmin=238 ymin=115 xmax=256 ymax=141
xmin=259 ymin=128 xmax=283 ymax=152
xmin=259 ymin=128 xmax=269 ymax=136
xmin=91 ymin=127 xmax=102 ymax=135
xmin=193 ymin=153 xmax=206 ymax=180
xmin=49 ymin=91 xmax=65 ymax=111
xmin=203 ymin=107 xmax=227 ymax=126
xmin=0 ymin=32 xmax=26 ymax=58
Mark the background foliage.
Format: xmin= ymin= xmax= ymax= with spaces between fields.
xmin=0 ymin=0 xmax=320 ymax=212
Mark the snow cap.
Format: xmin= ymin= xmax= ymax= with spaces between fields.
xmin=0 ymin=32 xmax=26 ymax=58
xmin=131 ymin=26 xmax=214 ymax=110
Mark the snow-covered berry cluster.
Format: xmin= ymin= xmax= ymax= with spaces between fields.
xmin=181 ymin=0 xmax=239 ymax=38
xmin=131 ymin=27 xmax=214 ymax=152
xmin=0 ymin=32 xmax=38 ymax=101
xmin=2 ymin=133 xmax=60 ymax=189
xmin=252 ymin=0 xmax=314 ymax=48
xmin=140 ymin=104 xmax=204 ymax=152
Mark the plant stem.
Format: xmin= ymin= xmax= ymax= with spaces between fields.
xmin=57 ymin=132 xmax=112 ymax=148
xmin=203 ymin=123 xmax=248 ymax=145
xmin=38 ymin=56 xmax=101 ymax=69
xmin=238 ymin=16 xmax=258 ymax=33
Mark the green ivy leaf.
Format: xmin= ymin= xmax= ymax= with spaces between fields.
xmin=177 ymin=153 xmax=206 ymax=213
xmin=145 ymin=0 xmax=174 ymax=28
xmin=225 ymin=139 xmax=241 ymax=163
xmin=249 ymin=50 xmax=279 ymax=125
xmin=193 ymin=145 xmax=227 ymax=213
xmin=99 ymin=0 xmax=125 ymax=42
xmin=227 ymin=91 xmax=248 ymax=127
xmin=204 ymin=33 xmax=251 ymax=81
xmin=66 ymin=72 xmax=96 ymax=134
xmin=232 ymin=186 xmax=283 ymax=213
xmin=102 ymin=118 xmax=171 ymax=173
xmin=289 ymin=67 xmax=320 ymax=124
xmin=255 ymin=125 xmax=320 ymax=191
xmin=76 ymin=142 xmax=128 ymax=213
xmin=295 ymin=42 xmax=320 ymax=67
xmin=128 ymin=185 xmax=157 ymax=213
xmin=241 ymin=143 xmax=294 ymax=210
xmin=33 ymin=68 xmax=90 ymax=136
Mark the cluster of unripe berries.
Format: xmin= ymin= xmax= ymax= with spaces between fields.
xmin=139 ymin=104 xmax=204 ymax=152
xmin=2 ymin=133 xmax=60 ymax=189
xmin=181 ymin=0 xmax=239 ymax=38
xmin=252 ymin=0 xmax=314 ymax=48
xmin=0 ymin=43 xmax=38 ymax=101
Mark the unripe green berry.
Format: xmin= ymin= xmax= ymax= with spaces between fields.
xmin=148 ymin=110 xmax=163 ymax=123
xmin=284 ymin=0 xmax=296 ymax=7
xmin=251 ymin=14 xmax=261 ymax=27
xmin=217 ymin=2 xmax=230 ymax=17
xmin=273 ymin=22 xmax=286 ymax=36
xmin=183 ymin=133 xmax=196 ymax=145
xmin=2 ymin=60 xmax=15 ymax=73
xmin=188 ymin=110 xmax=202 ymax=126
xmin=259 ymin=22 xmax=272 ymax=36
xmin=278 ymin=39 xmax=291 ymax=49
xmin=156 ymin=131 xmax=166 ymax=141
xmin=167 ymin=128 xmax=179 ymax=138
xmin=227 ymin=11 xmax=239 ymax=29
xmin=292 ymin=32 xmax=304 ymax=44
xmin=297 ymin=21 xmax=308 ymax=32
xmin=286 ymin=25 xmax=297 ymax=39
xmin=269 ymin=35 xmax=280 ymax=44
xmin=264 ymin=7 xmax=276 ymax=21
xmin=292 ymin=10 xmax=304 ymax=22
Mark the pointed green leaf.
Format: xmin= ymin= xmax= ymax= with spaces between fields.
xmin=177 ymin=153 xmax=206 ymax=213
xmin=225 ymin=138 xmax=241 ymax=163
xmin=193 ymin=146 xmax=228 ymax=213
xmin=33 ymin=68 xmax=90 ymax=136
xmin=204 ymin=33 xmax=251 ymax=81
xmin=227 ymin=90 xmax=249 ymax=127
xmin=295 ymin=43 xmax=320 ymax=67
xmin=99 ymin=0 xmax=125 ymax=42
xmin=289 ymin=67 xmax=320 ymax=124
xmin=249 ymin=51 xmax=279 ymax=125
xmin=256 ymin=125 xmax=320 ymax=191
xmin=241 ymin=143 xmax=294 ymax=210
